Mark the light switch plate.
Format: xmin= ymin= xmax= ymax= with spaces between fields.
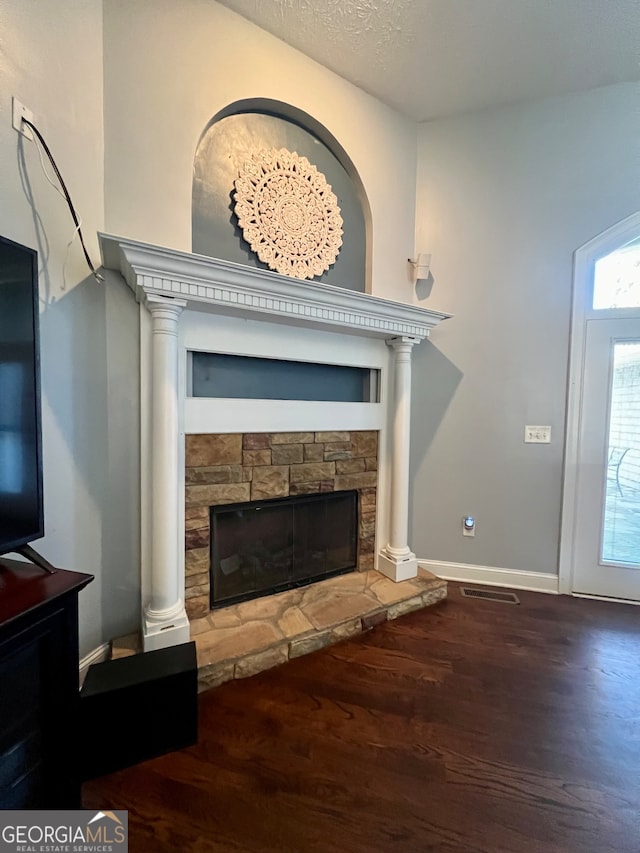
xmin=524 ymin=425 xmax=551 ymax=443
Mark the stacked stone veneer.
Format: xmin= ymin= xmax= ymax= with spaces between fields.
xmin=184 ymin=431 xmax=378 ymax=620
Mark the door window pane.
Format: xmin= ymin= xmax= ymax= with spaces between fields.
xmin=601 ymin=341 xmax=640 ymax=566
xmin=593 ymin=242 xmax=640 ymax=310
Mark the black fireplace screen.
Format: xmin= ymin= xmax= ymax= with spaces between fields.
xmin=210 ymin=490 xmax=358 ymax=609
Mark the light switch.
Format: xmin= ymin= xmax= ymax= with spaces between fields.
xmin=524 ymin=425 xmax=551 ymax=443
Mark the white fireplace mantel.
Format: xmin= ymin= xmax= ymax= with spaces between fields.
xmin=99 ymin=234 xmax=450 ymax=341
xmin=99 ymin=233 xmax=451 ymax=651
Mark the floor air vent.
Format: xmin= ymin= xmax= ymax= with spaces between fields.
xmin=460 ymin=588 xmax=520 ymax=604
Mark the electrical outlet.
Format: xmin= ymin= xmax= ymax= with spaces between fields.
xmin=524 ymin=425 xmax=551 ymax=444
xmin=462 ymin=516 xmax=475 ymax=537
xmin=12 ymin=97 xmax=33 ymax=140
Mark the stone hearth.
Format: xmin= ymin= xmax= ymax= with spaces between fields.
xmin=114 ymin=568 xmax=447 ymax=691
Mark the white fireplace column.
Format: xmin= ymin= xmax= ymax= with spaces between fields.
xmin=378 ymin=335 xmax=420 ymax=582
xmin=143 ymin=294 xmax=190 ymax=651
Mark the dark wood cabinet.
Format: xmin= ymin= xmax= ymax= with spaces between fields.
xmin=0 ymin=560 xmax=92 ymax=808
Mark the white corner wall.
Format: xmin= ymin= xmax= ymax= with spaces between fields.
xmin=411 ymin=82 xmax=640 ymax=576
xmin=102 ymin=0 xmax=417 ymax=303
xmin=0 ymin=0 xmax=140 ymax=656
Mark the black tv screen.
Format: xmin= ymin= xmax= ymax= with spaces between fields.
xmin=0 ymin=236 xmax=43 ymax=555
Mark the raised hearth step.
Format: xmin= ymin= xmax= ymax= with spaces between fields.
xmin=111 ymin=567 xmax=447 ymax=693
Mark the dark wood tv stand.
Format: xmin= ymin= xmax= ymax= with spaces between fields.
xmin=0 ymin=558 xmax=93 ymax=808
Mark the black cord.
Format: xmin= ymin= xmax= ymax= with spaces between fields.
xmin=21 ymin=118 xmax=103 ymax=283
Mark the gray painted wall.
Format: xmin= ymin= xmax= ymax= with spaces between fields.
xmin=411 ymin=82 xmax=640 ymax=574
xmin=193 ymin=112 xmax=366 ymax=291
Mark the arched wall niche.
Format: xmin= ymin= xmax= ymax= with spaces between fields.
xmin=192 ymin=98 xmax=371 ymax=292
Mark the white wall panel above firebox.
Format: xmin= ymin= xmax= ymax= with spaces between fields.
xmin=186 ymin=399 xmax=383 ymax=437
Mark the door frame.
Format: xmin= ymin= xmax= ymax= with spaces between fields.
xmin=559 ymin=211 xmax=640 ymax=595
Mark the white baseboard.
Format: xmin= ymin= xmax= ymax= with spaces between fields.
xmin=572 ymin=592 xmax=640 ymax=606
xmin=419 ymin=559 xmax=559 ymax=594
xmin=79 ymin=641 xmax=111 ymax=685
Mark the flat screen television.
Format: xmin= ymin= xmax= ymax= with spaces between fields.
xmin=0 ymin=235 xmax=44 ymax=558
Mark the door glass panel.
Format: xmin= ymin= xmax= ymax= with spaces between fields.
xmin=593 ymin=242 xmax=640 ymax=310
xmin=601 ymin=341 xmax=640 ymax=566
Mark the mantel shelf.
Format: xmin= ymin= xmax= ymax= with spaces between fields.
xmin=98 ymin=233 xmax=451 ymax=341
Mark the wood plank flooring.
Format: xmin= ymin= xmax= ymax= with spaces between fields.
xmin=83 ymin=584 xmax=640 ymax=852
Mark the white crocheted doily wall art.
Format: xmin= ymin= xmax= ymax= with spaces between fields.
xmin=233 ymin=148 xmax=343 ymax=280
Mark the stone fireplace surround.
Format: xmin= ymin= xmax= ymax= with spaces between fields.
xmin=99 ymin=234 xmax=450 ymax=653
xmin=185 ymin=430 xmax=379 ymax=620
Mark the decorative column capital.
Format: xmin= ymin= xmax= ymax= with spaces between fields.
xmin=146 ymin=294 xmax=187 ymax=329
xmin=386 ymin=335 xmax=420 ymax=357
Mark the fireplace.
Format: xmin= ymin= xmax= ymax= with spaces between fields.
xmin=210 ymin=490 xmax=358 ymax=608
xmin=185 ymin=430 xmax=378 ymax=620
xmin=98 ymin=234 xmax=450 ymax=651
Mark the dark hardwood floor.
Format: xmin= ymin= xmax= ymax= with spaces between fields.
xmin=83 ymin=585 xmax=640 ymax=852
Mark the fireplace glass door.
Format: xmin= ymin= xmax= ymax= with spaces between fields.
xmin=210 ymin=490 xmax=358 ymax=608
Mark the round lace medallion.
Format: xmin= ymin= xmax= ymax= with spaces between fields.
xmin=233 ymin=148 xmax=343 ymax=280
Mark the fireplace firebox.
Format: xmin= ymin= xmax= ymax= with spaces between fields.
xmin=210 ymin=490 xmax=358 ymax=609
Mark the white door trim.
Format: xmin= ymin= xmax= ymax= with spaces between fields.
xmin=559 ymin=211 xmax=640 ymax=594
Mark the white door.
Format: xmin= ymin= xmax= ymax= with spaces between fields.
xmin=572 ymin=318 xmax=640 ymax=599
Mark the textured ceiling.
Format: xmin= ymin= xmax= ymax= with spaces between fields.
xmin=217 ymin=0 xmax=640 ymax=121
